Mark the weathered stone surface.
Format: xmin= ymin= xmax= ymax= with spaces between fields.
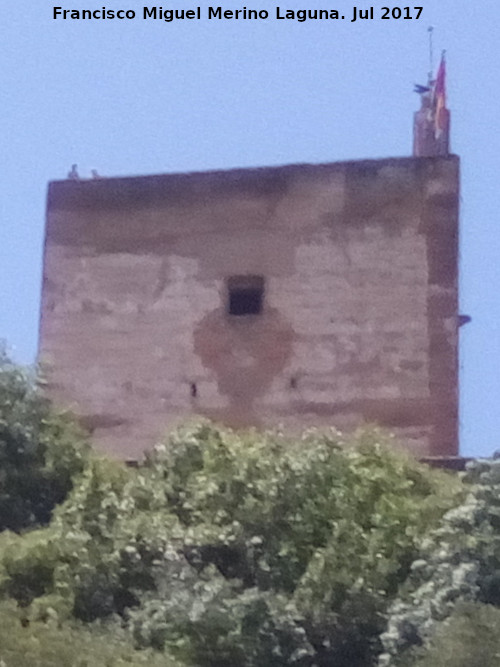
xmin=39 ymin=156 xmax=459 ymax=459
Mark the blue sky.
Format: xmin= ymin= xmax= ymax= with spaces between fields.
xmin=1 ymin=0 xmax=498 ymax=456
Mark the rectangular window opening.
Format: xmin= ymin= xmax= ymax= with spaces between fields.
xmin=227 ymin=275 xmax=264 ymax=316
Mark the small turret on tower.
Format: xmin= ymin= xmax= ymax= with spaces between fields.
xmin=413 ymin=53 xmax=450 ymax=157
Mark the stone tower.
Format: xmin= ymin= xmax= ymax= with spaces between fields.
xmin=39 ymin=62 xmax=459 ymax=460
xmin=39 ymin=155 xmax=459 ymax=460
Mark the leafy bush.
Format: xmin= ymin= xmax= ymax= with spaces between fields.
xmin=131 ymin=575 xmax=315 ymax=666
xmin=0 ymin=599 xmax=182 ymax=667
xmin=408 ymin=602 xmax=500 ymax=667
xmin=379 ymin=456 xmax=500 ymax=666
xmin=0 ymin=457 xmax=179 ymax=619
xmin=0 ymin=348 xmax=89 ymax=531
xmin=0 ymin=421 xmax=461 ymax=666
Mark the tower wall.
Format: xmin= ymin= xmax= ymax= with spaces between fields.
xmin=40 ymin=156 xmax=459 ymax=459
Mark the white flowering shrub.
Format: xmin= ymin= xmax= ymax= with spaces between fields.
xmin=379 ymin=456 xmax=500 ymax=666
xmin=131 ymin=575 xmax=315 ymax=666
xmin=0 ymin=456 xmax=182 ymax=621
xmin=0 ymin=420 xmax=461 ymax=666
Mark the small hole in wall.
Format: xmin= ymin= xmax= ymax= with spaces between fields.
xmin=290 ymin=377 xmax=297 ymax=390
xmin=190 ymin=383 xmax=197 ymax=398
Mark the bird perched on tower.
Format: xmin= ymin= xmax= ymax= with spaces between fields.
xmin=414 ymin=84 xmax=431 ymax=94
xmin=67 ymin=164 xmax=79 ymax=180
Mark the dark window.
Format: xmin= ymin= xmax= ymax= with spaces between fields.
xmin=227 ymin=275 xmax=264 ymax=316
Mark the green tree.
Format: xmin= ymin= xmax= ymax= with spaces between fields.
xmin=407 ymin=602 xmax=500 ymax=667
xmin=0 ymin=598 xmax=183 ymax=667
xmin=0 ymin=346 xmax=89 ymax=532
xmin=379 ymin=456 xmax=500 ymax=666
xmin=0 ymin=421 xmax=462 ymax=666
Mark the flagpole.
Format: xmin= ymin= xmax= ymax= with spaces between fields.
xmin=427 ymin=26 xmax=434 ymax=83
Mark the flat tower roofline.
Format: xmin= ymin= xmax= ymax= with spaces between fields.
xmin=48 ymin=154 xmax=460 ymax=212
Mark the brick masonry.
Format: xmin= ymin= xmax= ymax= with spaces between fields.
xmin=39 ymin=155 xmax=459 ymax=459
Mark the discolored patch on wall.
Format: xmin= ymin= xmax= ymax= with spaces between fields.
xmin=193 ymin=306 xmax=294 ymax=426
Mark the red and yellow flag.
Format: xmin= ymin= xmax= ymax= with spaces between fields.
xmin=433 ymin=55 xmax=447 ymax=138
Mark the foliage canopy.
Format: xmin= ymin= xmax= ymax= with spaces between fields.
xmin=0 ymin=417 xmax=461 ymax=666
xmin=380 ymin=455 xmax=500 ymax=666
xmin=0 ymin=347 xmax=88 ymax=532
